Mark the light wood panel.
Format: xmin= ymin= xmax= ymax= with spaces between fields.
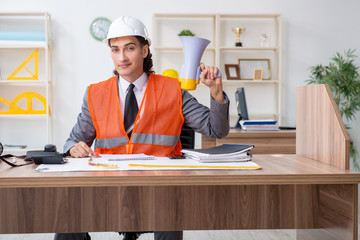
xmin=296 ymin=84 xmax=350 ymax=169
xmin=296 ymin=184 xmax=358 ymax=240
xmin=295 ymin=84 xmax=355 ymax=239
xmin=0 ymin=183 xmax=357 ymax=239
xmin=202 ymin=129 xmax=296 ymax=154
xmin=0 ymin=185 xmax=298 ymax=233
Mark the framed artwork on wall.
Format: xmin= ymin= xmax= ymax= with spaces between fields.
xmin=238 ymin=59 xmax=271 ymax=80
xmin=224 ymin=64 xmax=240 ymax=80
xmin=253 ymin=69 xmax=263 ymax=80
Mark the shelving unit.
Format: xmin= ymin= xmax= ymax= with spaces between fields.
xmin=0 ymin=12 xmax=52 ymax=148
xmin=152 ymin=14 xmax=282 ymax=125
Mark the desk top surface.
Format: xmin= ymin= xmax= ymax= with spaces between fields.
xmin=1 ymin=154 xmax=360 ymax=188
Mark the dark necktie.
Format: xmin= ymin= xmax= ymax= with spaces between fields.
xmin=124 ymin=84 xmax=138 ymax=138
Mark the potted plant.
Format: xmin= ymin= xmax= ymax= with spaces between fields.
xmin=178 ymin=29 xmax=195 ymax=37
xmin=307 ymin=49 xmax=360 ymax=169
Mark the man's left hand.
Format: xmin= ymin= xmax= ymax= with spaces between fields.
xmin=199 ymin=63 xmax=224 ymax=103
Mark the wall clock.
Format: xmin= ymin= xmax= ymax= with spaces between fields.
xmin=90 ymin=17 xmax=112 ymax=41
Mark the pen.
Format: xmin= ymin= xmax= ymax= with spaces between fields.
xmin=169 ymin=156 xmax=186 ymax=159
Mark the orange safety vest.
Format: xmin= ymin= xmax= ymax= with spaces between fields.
xmin=88 ymin=74 xmax=184 ymax=156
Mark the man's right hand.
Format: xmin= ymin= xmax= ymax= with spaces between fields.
xmin=70 ymin=141 xmax=95 ymax=158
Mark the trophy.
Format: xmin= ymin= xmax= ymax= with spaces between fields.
xmin=261 ymin=33 xmax=269 ymax=47
xmin=232 ymin=27 xmax=246 ymax=47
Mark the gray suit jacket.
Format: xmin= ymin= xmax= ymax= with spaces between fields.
xmin=64 ymin=86 xmax=230 ymax=153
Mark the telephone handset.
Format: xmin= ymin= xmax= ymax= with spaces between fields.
xmin=26 ymin=144 xmax=66 ymax=164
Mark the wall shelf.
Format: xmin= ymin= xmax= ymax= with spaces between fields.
xmin=0 ymin=40 xmax=47 ymax=48
xmin=220 ymin=47 xmax=278 ymax=51
xmin=152 ymin=14 xmax=282 ymax=124
xmin=0 ymin=12 xmax=52 ymax=146
xmin=0 ymin=80 xmax=50 ymax=85
xmin=222 ymin=80 xmax=279 ymax=84
xmin=0 ymin=114 xmax=49 ymax=119
xmin=154 ymin=47 xmax=216 ymax=51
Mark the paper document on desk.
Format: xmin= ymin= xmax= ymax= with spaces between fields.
xmin=182 ymin=151 xmax=251 ymax=163
xmin=182 ymin=144 xmax=253 ymax=162
xmin=195 ymin=155 xmax=251 ymax=163
xmin=126 ymin=158 xmax=260 ymax=169
xmin=33 ymin=157 xmax=261 ymax=172
xmin=100 ymin=154 xmax=155 ymax=161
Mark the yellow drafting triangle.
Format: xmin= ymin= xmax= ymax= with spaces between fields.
xmin=0 ymin=96 xmax=25 ymax=114
xmin=0 ymin=92 xmax=46 ymax=114
xmin=6 ymin=49 xmax=39 ymax=80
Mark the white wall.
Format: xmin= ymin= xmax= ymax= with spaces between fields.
xmin=1 ymin=0 xmax=360 ymax=163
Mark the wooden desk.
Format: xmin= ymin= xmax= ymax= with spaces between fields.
xmin=0 ymin=85 xmax=357 ymax=240
xmin=0 ymin=155 xmax=360 ymax=240
xmin=202 ymin=129 xmax=296 ymax=154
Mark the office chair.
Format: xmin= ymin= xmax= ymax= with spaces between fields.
xmin=179 ymin=124 xmax=195 ymax=150
xmin=120 ymin=125 xmax=195 ymax=240
xmin=119 ymin=232 xmax=142 ymax=240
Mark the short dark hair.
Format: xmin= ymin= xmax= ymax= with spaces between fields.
xmin=111 ymin=36 xmax=154 ymax=76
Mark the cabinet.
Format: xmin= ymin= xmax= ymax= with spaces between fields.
xmin=152 ymin=14 xmax=282 ymax=126
xmin=0 ymin=12 xmax=52 ymax=148
xmin=202 ymin=129 xmax=296 ymax=154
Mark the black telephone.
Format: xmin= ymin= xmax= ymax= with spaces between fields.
xmin=26 ymin=144 xmax=66 ymax=164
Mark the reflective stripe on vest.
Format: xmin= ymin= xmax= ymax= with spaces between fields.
xmin=96 ymin=136 xmax=128 ymax=149
xmin=132 ymin=133 xmax=180 ymax=146
xmin=96 ymin=133 xmax=179 ymax=148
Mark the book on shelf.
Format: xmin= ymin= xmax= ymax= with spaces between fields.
xmin=242 ymin=125 xmax=280 ymax=131
xmin=4 ymin=144 xmax=27 ymax=149
xmin=240 ymin=119 xmax=279 ymax=131
xmin=240 ymin=119 xmax=277 ymax=125
xmin=182 ymin=144 xmax=254 ymax=163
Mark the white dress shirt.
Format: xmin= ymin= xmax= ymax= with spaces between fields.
xmin=118 ymin=73 xmax=148 ymax=120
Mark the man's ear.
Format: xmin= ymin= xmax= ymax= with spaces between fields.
xmin=142 ymin=44 xmax=149 ymax=58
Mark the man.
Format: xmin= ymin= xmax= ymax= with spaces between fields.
xmin=56 ymin=16 xmax=229 ymax=240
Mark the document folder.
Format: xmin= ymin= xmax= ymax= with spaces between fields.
xmin=182 ymin=144 xmax=254 ymax=162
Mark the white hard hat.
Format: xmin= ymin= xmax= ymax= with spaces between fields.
xmin=104 ymin=16 xmax=151 ymax=46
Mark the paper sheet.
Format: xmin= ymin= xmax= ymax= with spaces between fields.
xmin=33 ymin=157 xmax=261 ymax=172
xmin=100 ymin=154 xmax=155 ymax=161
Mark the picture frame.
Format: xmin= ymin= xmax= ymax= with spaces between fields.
xmin=253 ymin=69 xmax=263 ymax=80
xmin=238 ymin=59 xmax=271 ymax=80
xmin=224 ymin=64 xmax=240 ymax=80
